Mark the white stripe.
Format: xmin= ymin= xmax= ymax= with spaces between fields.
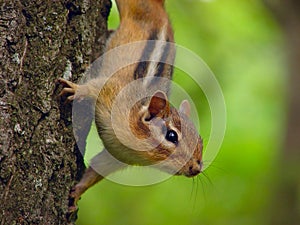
xmin=143 ymin=23 xmax=168 ymax=86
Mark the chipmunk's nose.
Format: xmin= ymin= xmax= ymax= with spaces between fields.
xmin=187 ymin=160 xmax=202 ymax=177
xmin=188 ymin=166 xmax=201 ymax=176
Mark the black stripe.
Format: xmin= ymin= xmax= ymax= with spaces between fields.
xmin=148 ymin=39 xmax=175 ymax=87
xmin=134 ymin=31 xmax=158 ymax=80
xmin=133 ymin=61 xmax=148 ymax=80
xmin=154 ymin=41 xmax=171 ymax=78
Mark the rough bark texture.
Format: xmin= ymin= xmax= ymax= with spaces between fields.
xmin=0 ymin=0 xmax=111 ymax=224
xmin=264 ymin=0 xmax=300 ymax=224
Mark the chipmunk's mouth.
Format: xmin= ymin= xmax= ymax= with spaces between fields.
xmin=175 ymin=161 xmax=203 ymax=177
xmin=156 ymin=159 xmax=203 ymax=177
xmin=174 ymin=170 xmax=200 ymax=177
xmin=184 ymin=170 xmax=201 ymax=177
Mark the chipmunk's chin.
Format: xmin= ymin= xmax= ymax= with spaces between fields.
xmin=174 ymin=169 xmax=201 ymax=178
xmin=184 ymin=172 xmax=201 ymax=177
xmin=155 ymin=163 xmax=201 ymax=177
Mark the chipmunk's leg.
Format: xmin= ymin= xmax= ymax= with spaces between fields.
xmin=68 ymin=167 xmax=103 ymax=213
xmin=68 ymin=149 xmax=126 ymax=213
xmin=58 ymin=77 xmax=107 ymax=102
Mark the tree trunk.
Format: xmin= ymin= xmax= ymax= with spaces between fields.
xmin=264 ymin=1 xmax=300 ymax=224
xmin=0 ymin=0 xmax=110 ymax=224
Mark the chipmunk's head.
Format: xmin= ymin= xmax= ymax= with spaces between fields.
xmin=133 ymin=91 xmax=203 ymax=177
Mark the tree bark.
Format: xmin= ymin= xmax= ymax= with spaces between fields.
xmin=264 ymin=1 xmax=300 ymax=224
xmin=0 ymin=0 xmax=111 ymax=224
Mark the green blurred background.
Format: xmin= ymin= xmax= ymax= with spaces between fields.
xmin=77 ymin=0 xmax=288 ymax=224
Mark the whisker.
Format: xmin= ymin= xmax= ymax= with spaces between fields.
xmin=198 ymin=175 xmax=207 ymax=204
xmin=194 ymin=176 xmax=199 ymax=210
xmin=190 ymin=177 xmax=195 ymax=201
xmin=202 ymin=160 xmax=227 ymax=174
xmin=202 ymin=171 xmax=214 ymax=187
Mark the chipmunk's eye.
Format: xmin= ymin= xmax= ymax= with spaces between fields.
xmin=166 ymin=130 xmax=178 ymax=144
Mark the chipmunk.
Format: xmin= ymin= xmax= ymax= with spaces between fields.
xmin=58 ymin=0 xmax=203 ymax=212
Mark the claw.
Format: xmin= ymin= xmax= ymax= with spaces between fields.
xmin=67 ymin=184 xmax=86 ymax=215
xmin=57 ymin=78 xmax=78 ymax=104
xmin=57 ymin=78 xmax=78 ymax=89
xmin=59 ymin=88 xmax=75 ymax=97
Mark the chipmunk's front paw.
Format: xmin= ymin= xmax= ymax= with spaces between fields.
xmin=57 ymin=78 xmax=78 ymax=104
xmin=68 ymin=183 xmax=86 ymax=212
xmin=67 ymin=184 xmax=85 ymax=221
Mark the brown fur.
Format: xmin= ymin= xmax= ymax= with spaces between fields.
xmin=58 ymin=0 xmax=203 ymax=213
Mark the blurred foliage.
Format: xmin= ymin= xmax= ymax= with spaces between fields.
xmin=77 ymin=0 xmax=286 ymax=224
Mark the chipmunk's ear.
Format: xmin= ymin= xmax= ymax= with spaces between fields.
xmin=179 ymin=100 xmax=191 ymax=117
xmin=148 ymin=91 xmax=170 ymax=118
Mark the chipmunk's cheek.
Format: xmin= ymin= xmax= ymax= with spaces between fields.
xmin=174 ymin=164 xmax=187 ymax=176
